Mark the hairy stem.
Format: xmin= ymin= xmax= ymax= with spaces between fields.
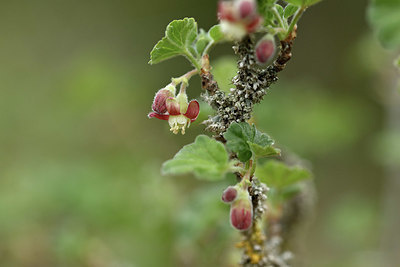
xmin=286 ymin=7 xmax=305 ymax=39
xmin=172 ymin=69 xmax=199 ymax=86
xmin=185 ymin=50 xmax=202 ymax=70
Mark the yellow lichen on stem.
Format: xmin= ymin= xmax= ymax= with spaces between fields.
xmin=236 ymin=220 xmax=266 ymax=264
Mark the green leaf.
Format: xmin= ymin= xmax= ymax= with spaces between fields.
xmin=224 ymin=123 xmax=255 ymax=162
xmin=226 ymin=134 xmax=252 ymax=162
xmin=284 ymin=0 xmax=322 ymax=7
xmin=208 ymin=25 xmax=224 ymax=43
xmin=255 ymin=160 xmax=311 ymax=189
xmin=268 ymin=184 xmax=301 ymax=205
xmin=258 ymin=0 xmax=276 ymax=9
xmin=264 ymin=10 xmax=276 ymax=26
xmin=248 ymin=143 xmax=281 ymax=158
xmin=224 ymin=122 xmax=279 ymax=162
xmin=149 ymin=18 xmax=199 ymax=65
xmin=368 ymin=0 xmax=400 ymax=49
xmin=258 ymin=0 xmax=277 ymax=26
xmin=257 ymin=0 xmax=276 ymax=10
xmin=275 ymin=4 xmax=284 ymax=17
xmin=284 ymin=4 xmax=298 ymax=18
xmin=280 ymin=184 xmax=302 ymax=200
xmin=162 ymin=135 xmax=230 ymax=181
xmin=195 ymin=25 xmax=225 ymax=57
xmin=196 ymin=29 xmax=210 ymax=55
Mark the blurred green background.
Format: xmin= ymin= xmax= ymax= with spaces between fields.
xmin=0 ymin=0 xmax=399 ymax=266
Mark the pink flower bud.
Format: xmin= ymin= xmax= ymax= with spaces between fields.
xmin=222 ymin=186 xmax=238 ymax=203
xmin=152 ymin=87 xmax=174 ymax=114
xmin=237 ymin=0 xmax=256 ymax=19
xmin=230 ymin=190 xmax=253 ymax=231
xmin=255 ymin=35 xmax=276 ymax=64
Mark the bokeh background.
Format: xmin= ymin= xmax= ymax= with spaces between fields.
xmin=0 ymin=0 xmax=399 ymax=266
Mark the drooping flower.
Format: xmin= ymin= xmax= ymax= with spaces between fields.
xmin=218 ymin=0 xmax=262 ymax=40
xmin=148 ymin=85 xmax=200 ymax=135
xmin=152 ymin=85 xmax=175 ymax=114
xmin=230 ymin=187 xmax=253 ymax=230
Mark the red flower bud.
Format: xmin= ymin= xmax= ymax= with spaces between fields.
xmin=255 ymin=35 xmax=276 ymax=64
xmin=152 ymin=87 xmax=174 ymax=114
xmin=222 ymin=186 xmax=238 ymax=203
xmin=230 ymin=190 xmax=253 ymax=231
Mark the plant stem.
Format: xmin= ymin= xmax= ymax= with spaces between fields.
xmin=286 ymin=6 xmax=305 ymax=39
xmin=250 ymin=156 xmax=256 ymax=177
xmin=171 ymin=69 xmax=199 ymax=86
xmin=203 ymin=41 xmax=215 ymax=56
xmin=183 ymin=69 xmax=199 ymax=81
xmin=179 ymin=82 xmax=187 ymax=94
xmin=185 ymin=50 xmax=202 ymax=70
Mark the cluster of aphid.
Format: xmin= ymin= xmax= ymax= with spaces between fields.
xmin=203 ymin=40 xmax=278 ymax=135
xmin=203 ymin=0 xmax=278 ymax=135
xmin=150 ymin=0 xmax=277 ymax=135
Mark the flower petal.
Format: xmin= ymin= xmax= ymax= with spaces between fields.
xmin=166 ymin=97 xmax=181 ymax=115
xmin=152 ymin=88 xmax=173 ymax=114
xmin=184 ymin=100 xmax=200 ymax=122
xmin=245 ymin=15 xmax=261 ymax=33
xmin=148 ymin=112 xmax=169 ymax=120
xmin=218 ymin=1 xmax=238 ymax=22
xmin=230 ymin=202 xmax=252 ymax=230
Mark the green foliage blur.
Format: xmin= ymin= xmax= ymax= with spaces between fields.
xmin=0 ymin=0 xmax=398 ymax=266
